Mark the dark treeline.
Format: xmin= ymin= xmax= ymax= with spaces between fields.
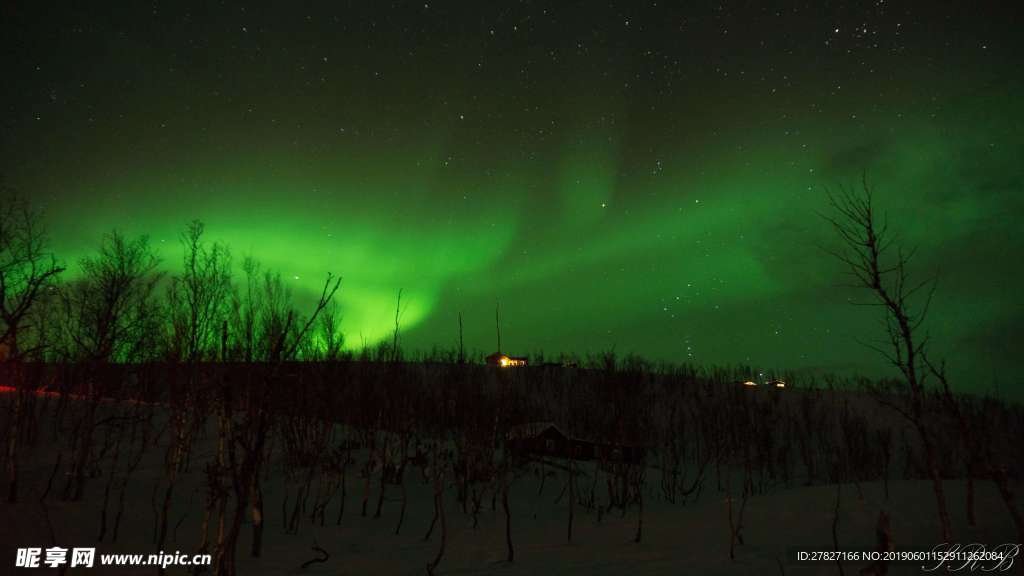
xmin=2 ymin=358 xmax=1022 ymax=575
xmin=2 ymin=188 xmax=1023 ymax=576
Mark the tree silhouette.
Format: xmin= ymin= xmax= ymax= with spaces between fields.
xmin=822 ymin=175 xmax=951 ymax=542
xmin=1 ymin=189 xmax=64 ymax=503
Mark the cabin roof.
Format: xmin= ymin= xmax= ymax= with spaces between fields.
xmin=506 ymin=421 xmax=563 ymax=440
xmin=487 ymin=352 xmax=527 ymax=359
xmin=506 ymin=421 xmax=647 ymax=447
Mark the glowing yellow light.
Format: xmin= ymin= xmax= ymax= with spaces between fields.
xmin=774 ymin=381 xmax=786 ymax=388
xmin=743 ymin=381 xmax=757 ymax=386
xmin=500 ymin=357 xmax=510 ymax=367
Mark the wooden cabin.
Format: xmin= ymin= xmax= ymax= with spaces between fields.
xmin=486 ymin=352 xmax=528 ymax=367
xmin=507 ymin=422 xmax=567 ymax=455
xmin=506 ymin=421 xmax=646 ymax=465
xmin=737 ymin=378 xmax=786 ymax=389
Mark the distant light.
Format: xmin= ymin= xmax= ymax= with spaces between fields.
xmin=743 ymin=380 xmax=757 ymax=386
xmin=500 ymin=357 xmax=510 ymax=367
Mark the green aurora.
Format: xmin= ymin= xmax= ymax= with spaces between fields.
xmin=3 ymin=2 xmax=1021 ymax=394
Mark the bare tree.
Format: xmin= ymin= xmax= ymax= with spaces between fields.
xmin=214 ymin=273 xmax=341 ymax=576
xmin=425 ymin=441 xmax=448 ymax=576
xmin=56 ymin=231 xmax=161 ymax=503
xmin=927 ymin=358 xmax=1024 ymax=546
xmin=391 ymin=288 xmax=403 ymax=362
xmin=167 ymin=220 xmax=232 ymax=362
xmin=0 ymin=189 xmax=65 ymax=359
xmin=61 ymin=231 xmax=162 ymax=363
xmin=155 ymin=221 xmax=231 ymax=563
xmin=1 ymin=189 xmax=64 ymax=502
xmin=316 ymin=300 xmax=344 ymax=361
xmin=228 ymin=256 xmax=262 ymax=362
xmin=822 ymin=176 xmax=951 ymax=541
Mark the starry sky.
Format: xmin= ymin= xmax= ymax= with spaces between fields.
xmin=2 ymin=1 xmax=1021 ymax=392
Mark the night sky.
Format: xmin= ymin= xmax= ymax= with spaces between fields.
xmin=2 ymin=2 xmax=1021 ymax=392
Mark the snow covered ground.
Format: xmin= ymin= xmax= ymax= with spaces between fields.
xmin=2 ymin=427 xmax=1019 ymax=576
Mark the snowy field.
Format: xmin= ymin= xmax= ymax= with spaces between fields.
xmin=2 ymin=409 xmax=1019 ymax=576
